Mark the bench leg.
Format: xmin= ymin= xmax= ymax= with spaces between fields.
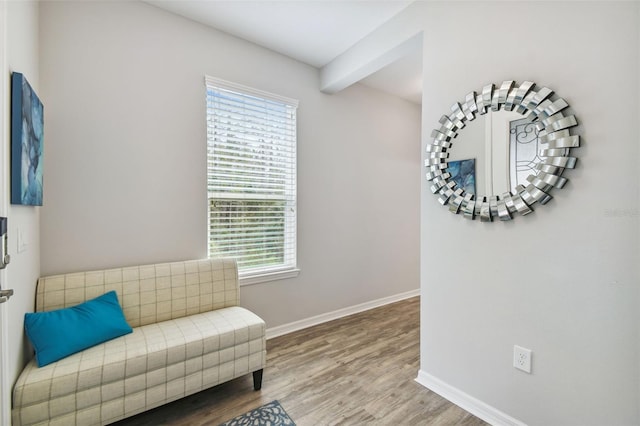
xmin=252 ymin=369 xmax=263 ymax=391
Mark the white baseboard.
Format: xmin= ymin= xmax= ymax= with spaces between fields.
xmin=415 ymin=370 xmax=527 ymax=426
xmin=265 ymin=288 xmax=420 ymax=340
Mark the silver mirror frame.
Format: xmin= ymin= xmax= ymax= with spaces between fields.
xmin=425 ymin=80 xmax=580 ymax=222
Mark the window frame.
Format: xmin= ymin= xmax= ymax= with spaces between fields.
xmin=205 ymin=76 xmax=299 ymax=285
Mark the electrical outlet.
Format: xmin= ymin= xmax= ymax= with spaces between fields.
xmin=513 ymin=345 xmax=532 ymax=373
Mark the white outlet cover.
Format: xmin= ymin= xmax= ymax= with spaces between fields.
xmin=513 ymin=345 xmax=532 ymax=373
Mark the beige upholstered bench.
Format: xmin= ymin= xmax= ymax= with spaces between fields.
xmin=12 ymin=258 xmax=266 ymax=426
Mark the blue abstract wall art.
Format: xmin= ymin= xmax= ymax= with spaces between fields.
xmin=448 ymin=159 xmax=476 ymax=196
xmin=11 ymin=72 xmax=44 ymax=206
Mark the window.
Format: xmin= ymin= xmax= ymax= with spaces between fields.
xmin=206 ymin=76 xmax=298 ymax=284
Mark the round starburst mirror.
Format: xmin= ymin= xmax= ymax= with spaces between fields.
xmin=425 ymin=80 xmax=580 ymax=222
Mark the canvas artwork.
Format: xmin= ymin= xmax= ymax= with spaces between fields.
xmin=448 ymin=159 xmax=476 ymax=196
xmin=11 ymin=72 xmax=44 ymax=206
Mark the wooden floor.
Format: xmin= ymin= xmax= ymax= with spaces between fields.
xmin=113 ymin=297 xmax=487 ymax=425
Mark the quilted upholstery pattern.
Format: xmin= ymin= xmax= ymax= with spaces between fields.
xmin=12 ymin=259 xmax=266 ymax=426
xmin=34 ymin=258 xmax=240 ymax=327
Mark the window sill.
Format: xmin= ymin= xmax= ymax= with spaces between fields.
xmin=239 ymin=268 xmax=300 ymax=286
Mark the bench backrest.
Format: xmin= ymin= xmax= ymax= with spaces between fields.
xmin=35 ymin=258 xmax=239 ymax=327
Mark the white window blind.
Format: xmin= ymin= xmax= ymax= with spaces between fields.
xmin=206 ymin=76 xmax=298 ymax=280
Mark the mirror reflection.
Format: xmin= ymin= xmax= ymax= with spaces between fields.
xmin=447 ymin=110 xmax=542 ymax=197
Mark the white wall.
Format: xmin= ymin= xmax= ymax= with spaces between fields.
xmin=38 ymin=2 xmax=421 ymax=330
xmin=4 ymin=0 xmax=41 ymax=394
xmin=417 ymin=2 xmax=639 ymax=425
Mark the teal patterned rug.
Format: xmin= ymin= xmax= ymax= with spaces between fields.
xmin=220 ymin=400 xmax=296 ymax=426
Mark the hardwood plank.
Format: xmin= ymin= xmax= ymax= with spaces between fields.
xmin=113 ymin=297 xmax=487 ymax=425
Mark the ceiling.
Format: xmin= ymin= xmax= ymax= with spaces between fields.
xmin=145 ymin=0 xmax=422 ymax=104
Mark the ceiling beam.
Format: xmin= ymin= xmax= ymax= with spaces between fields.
xmin=319 ymin=2 xmax=424 ymax=95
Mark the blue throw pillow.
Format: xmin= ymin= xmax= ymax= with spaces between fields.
xmin=24 ymin=290 xmax=133 ymax=367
